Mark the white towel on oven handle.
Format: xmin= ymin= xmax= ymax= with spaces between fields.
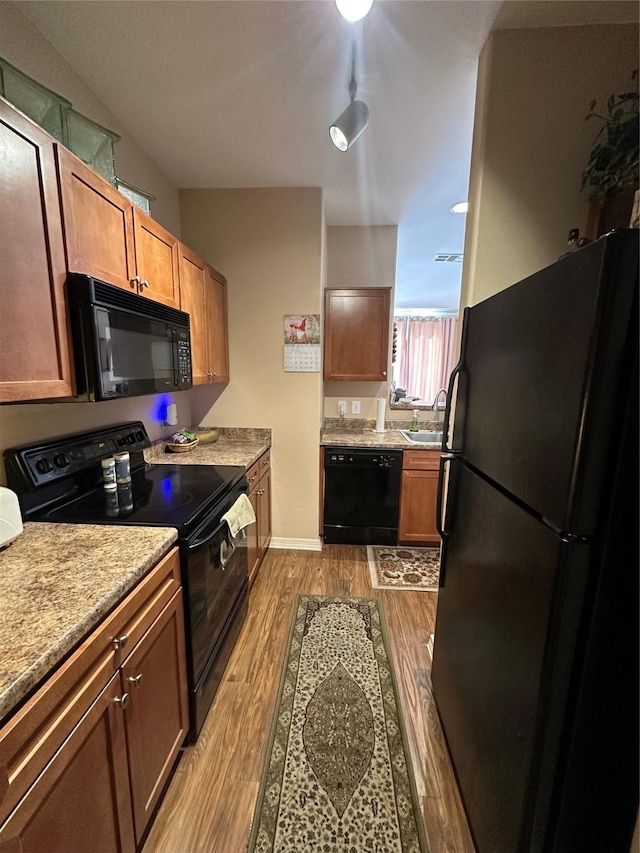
xmin=221 ymin=493 xmax=256 ymax=538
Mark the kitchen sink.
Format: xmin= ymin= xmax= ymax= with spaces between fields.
xmin=400 ymin=430 xmax=443 ymax=444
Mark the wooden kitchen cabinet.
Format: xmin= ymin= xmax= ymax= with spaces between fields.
xmin=179 ymin=244 xmax=230 ymax=385
xmin=0 ymin=96 xmax=75 ymax=403
xmin=0 ymin=548 xmax=187 ymax=852
xmin=131 ymin=207 xmax=181 ymax=308
xmin=58 ymin=147 xmax=181 ymax=308
xmin=398 ymin=449 xmax=441 ymax=545
xmin=120 ymin=588 xmax=189 ymax=842
xmin=205 ymin=264 xmax=230 ymax=383
xmin=323 ymin=287 xmax=391 ymax=381
xmin=57 ymin=144 xmax=136 ymax=291
xmin=246 ymin=450 xmax=272 ymax=586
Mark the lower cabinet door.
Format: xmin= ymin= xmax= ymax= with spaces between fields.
xmin=257 ymin=467 xmax=272 ymax=554
xmin=0 ymin=672 xmax=135 ymax=853
xmin=398 ymin=469 xmax=440 ymax=545
xmin=120 ymin=590 xmax=189 ymax=844
xmin=247 ymin=488 xmax=260 ymax=586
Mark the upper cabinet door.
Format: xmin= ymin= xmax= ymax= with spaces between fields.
xmin=57 ymin=145 xmax=136 ymax=290
xmin=132 ymin=208 xmax=180 ymax=309
xmin=323 ymin=287 xmax=391 ymax=381
xmin=178 ymin=244 xmax=208 ymax=385
xmin=205 ymin=265 xmax=230 ymax=383
xmin=0 ymin=98 xmax=75 ymax=402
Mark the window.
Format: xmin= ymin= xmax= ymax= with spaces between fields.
xmin=393 ymin=315 xmax=459 ymax=405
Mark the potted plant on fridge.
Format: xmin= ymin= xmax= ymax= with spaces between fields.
xmin=581 ymin=70 xmax=639 ymax=238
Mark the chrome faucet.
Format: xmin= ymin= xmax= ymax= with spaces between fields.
xmin=432 ymin=388 xmax=448 ymax=411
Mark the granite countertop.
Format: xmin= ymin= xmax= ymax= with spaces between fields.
xmin=0 ymin=523 xmax=178 ymax=724
xmin=145 ymin=427 xmax=271 ymax=469
xmin=321 ymin=418 xmax=444 ymax=450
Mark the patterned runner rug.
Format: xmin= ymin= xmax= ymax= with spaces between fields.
xmin=367 ymin=546 xmax=440 ymax=591
xmin=247 ymin=595 xmax=429 ymax=853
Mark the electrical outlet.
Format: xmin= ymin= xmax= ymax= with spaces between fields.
xmin=351 ymin=400 xmax=361 ymax=414
xmin=338 ymin=400 xmax=346 ymax=417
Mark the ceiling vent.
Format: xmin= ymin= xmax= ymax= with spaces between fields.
xmin=434 ymin=253 xmax=464 ymax=263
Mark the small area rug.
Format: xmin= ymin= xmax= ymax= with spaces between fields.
xmin=247 ymin=595 xmax=429 ymax=853
xmin=367 ymin=546 xmax=440 ymax=591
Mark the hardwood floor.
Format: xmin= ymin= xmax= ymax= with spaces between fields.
xmin=142 ymin=545 xmax=476 ymax=853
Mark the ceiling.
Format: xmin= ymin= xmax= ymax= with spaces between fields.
xmin=16 ymin=0 xmax=639 ymax=312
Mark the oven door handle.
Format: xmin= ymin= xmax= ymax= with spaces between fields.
xmin=220 ymin=537 xmax=236 ymax=569
xmin=188 ymin=521 xmax=225 ymax=552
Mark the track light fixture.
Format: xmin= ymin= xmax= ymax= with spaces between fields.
xmin=329 ymin=40 xmax=369 ymax=152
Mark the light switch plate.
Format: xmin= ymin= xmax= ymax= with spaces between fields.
xmin=351 ymin=401 xmax=361 ymax=414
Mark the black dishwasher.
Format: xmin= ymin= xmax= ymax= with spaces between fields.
xmin=323 ymin=447 xmax=402 ymax=545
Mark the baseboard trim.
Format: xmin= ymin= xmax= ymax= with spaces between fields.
xmin=269 ymin=537 xmax=322 ymax=551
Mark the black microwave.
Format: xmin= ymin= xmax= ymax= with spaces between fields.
xmin=66 ymin=273 xmax=192 ymax=401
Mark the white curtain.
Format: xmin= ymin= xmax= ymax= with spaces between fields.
xmin=393 ymin=316 xmax=459 ymax=404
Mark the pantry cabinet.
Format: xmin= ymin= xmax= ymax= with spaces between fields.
xmin=246 ymin=450 xmax=272 ymax=586
xmin=0 ymin=96 xmax=75 ymax=403
xmin=398 ymin=449 xmax=441 ymax=545
xmin=323 ymin=287 xmax=391 ymax=381
xmin=0 ymin=548 xmax=188 ymax=852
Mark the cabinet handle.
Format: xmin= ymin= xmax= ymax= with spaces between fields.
xmin=129 ymin=275 xmax=141 ymax=289
xmin=113 ymin=693 xmax=130 ymax=709
xmin=127 ymin=673 xmax=144 ymax=688
xmin=256 ymin=488 xmax=265 ymax=495
xmin=211 ymin=372 xmax=216 ymax=378
xmin=141 ymin=279 xmax=150 ymax=289
xmin=382 ymin=370 xmax=387 ymax=377
xmin=248 ymin=474 xmax=257 ymax=483
xmin=112 ymin=634 xmax=129 ymax=650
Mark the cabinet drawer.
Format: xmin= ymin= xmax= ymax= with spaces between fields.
xmin=247 ymin=450 xmax=270 ymax=493
xmin=246 ymin=459 xmax=260 ymax=491
xmin=403 ymin=449 xmax=441 ymax=471
xmin=0 ymin=547 xmax=180 ymax=823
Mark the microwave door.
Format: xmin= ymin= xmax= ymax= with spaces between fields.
xmin=95 ymin=307 xmax=175 ymax=399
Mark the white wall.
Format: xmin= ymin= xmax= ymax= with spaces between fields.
xmin=179 ymin=188 xmax=324 ymax=545
xmin=0 ymin=1 xmax=181 ymax=235
xmin=461 ymin=23 xmax=639 ymax=308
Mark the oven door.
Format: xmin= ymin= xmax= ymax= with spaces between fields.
xmin=185 ymin=508 xmax=249 ymax=686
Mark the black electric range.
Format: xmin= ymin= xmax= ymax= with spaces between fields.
xmin=4 ymin=421 xmax=250 ymax=741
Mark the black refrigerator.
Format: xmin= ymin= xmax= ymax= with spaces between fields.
xmin=431 ymin=229 xmax=638 ymax=853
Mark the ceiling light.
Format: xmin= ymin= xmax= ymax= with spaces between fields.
xmin=330 ymin=41 xmax=369 ymax=152
xmin=335 ymin=0 xmax=373 ymax=23
xmin=450 ymin=202 xmax=469 ymax=214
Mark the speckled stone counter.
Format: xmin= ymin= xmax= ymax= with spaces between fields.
xmin=145 ymin=427 xmax=271 ymax=469
xmin=0 ymin=523 xmax=177 ymax=724
xmin=321 ymin=418 xmax=443 ymax=450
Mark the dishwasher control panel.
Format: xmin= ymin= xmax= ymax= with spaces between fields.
xmin=324 ymin=448 xmax=402 ymax=468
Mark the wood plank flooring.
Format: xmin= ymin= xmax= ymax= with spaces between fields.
xmin=142 ymin=545 xmax=476 ymax=853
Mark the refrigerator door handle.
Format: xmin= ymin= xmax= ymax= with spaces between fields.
xmin=436 ymin=454 xmax=455 ymax=540
xmin=442 ymin=306 xmax=469 ymax=454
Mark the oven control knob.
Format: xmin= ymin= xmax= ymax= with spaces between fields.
xmin=36 ymin=458 xmax=54 ymax=474
xmin=126 ymin=434 xmax=136 ymax=445
xmin=53 ymin=453 xmax=69 ymax=468
xmin=135 ymin=430 xmax=145 ymax=442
